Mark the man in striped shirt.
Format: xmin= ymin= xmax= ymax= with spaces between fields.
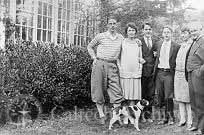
xmin=87 ymin=17 xmax=124 ymax=124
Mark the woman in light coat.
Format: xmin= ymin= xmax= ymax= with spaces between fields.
xmin=119 ymin=22 xmax=145 ymax=106
xmin=174 ymin=27 xmax=193 ymax=129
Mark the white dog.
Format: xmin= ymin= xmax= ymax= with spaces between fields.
xmin=108 ymin=99 xmax=149 ymax=131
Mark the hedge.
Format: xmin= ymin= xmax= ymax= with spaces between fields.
xmin=0 ymin=40 xmax=93 ymax=114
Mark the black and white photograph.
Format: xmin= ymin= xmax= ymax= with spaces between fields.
xmin=0 ymin=0 xmax=204 ymax=134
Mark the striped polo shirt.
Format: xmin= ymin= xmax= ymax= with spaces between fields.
xmin=88 ymin=31 xmax=124 ymax=60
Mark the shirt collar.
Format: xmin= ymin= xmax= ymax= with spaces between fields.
xmin=144 ymin=36 xmax=152 ymax=40
xmin=105 ymin=31 xmax=119 ymax=40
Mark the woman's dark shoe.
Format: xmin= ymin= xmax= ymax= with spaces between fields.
xmin=178 ymin=121 xmax=186 ymax=127
xmin=158 ymin=120 xmax=168 ymax=125
xmin=187 ymin=126 xmax=198 ymax=131
xmin=193 ymin=129 xmax=204 ymax=135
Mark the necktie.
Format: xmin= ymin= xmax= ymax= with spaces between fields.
xmin=146 ymin=37 xmax=151 ymax=49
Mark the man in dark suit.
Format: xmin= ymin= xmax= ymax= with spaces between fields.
xmin=185 ymin=22 xmax=204 ymax=135
xmin=154 ymin=26 xmax=180 ymax=125
xmin=140 ymin=22 xmax=158 ymax=122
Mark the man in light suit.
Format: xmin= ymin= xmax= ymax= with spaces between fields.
xmin=140 ymin=22 xmax=158 ymax=122
xmin=185 ymin=22 xmax=204 ymax=135
xmin=154 ymin=26 xmax=180 ymax=125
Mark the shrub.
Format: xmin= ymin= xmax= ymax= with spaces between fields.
xmin=0 ymin=40 xmax=93 ymax=114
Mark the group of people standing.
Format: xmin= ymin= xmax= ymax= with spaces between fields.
xmin=87 ymin=17 xmax=204 ymax=135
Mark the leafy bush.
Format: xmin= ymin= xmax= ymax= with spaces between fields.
xmin=0 ymin=40 xmax=93 ymax=113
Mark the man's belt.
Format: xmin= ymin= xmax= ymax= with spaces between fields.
xmin=158 ymin=68 xmax=171 ymax=72
xmin=96 ymin=57 xmax=117 ymax=63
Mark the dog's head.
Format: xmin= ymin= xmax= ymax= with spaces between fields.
xmin=139 ymin=99 xmax=149 ymax=107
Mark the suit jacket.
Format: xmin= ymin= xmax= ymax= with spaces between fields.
xmin=185 ymin=35 xmax=204 ymax=80
xmin=154 ymin=40 xmax=180 ymax=76
xmin=140 ymin=36 xmax=158 ymax=77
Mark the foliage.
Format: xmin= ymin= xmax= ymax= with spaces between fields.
xmin=3 ymin=17 xmax=15 ymax=40
xmin=97 ymin=0 xmax=187 ymax=38
xmin=0 ymin=40 xmax=93 ymax=114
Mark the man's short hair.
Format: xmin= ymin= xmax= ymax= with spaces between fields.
xmin=188 ymin=21 xmax=203 ymax=32
xmin=125 ymin=22 xmax=138 ymax=34
xmin=163 ymin=25 xmax=173 ymax=32
xmin=108 ymin=16 xmax=118 ymax=22
xmin=142 ymin=22 xmax=152 ymax=29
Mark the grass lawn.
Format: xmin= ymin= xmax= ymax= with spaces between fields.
xmin=0 ymin=106 xmax=194 ymax=135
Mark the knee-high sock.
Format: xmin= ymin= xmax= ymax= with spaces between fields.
xmin=96 ymin=103 xmax=105 ymax=118
xmin=186 ymin=103 xmax=192 ymax=125
xmin=179 ymin=102 xmax=186 ymax=123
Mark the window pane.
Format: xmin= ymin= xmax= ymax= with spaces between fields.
xmin=67 ymin=0 xmax=70 ymax=9
xmin=15 ymin=26 xmax=20 ymax=38
xmin=28 ymin=28 xmax=33 ymax=41
xmin=66 ymin=34 xmax=69 ymax=44
xmin=48 ymin=31 xmax=52 ymax=42
xmin=43 ymin=30 xmax=46 ymax=41
xmin=66 ymin=22 xmax=69 ymax=33
xmin=62 ymin=33 xmax=65 ymax=44
xmin=74 ymin=23 xmax=77 ymax=34
xmin=78 ymin=36 xmax=80 ymax=46
xmin=74 ymin=35 xmax=77 ymax=45
xmin=48 ymin=18 xmax=52 ymax=29
xmin=58 ymin=20 xmax=61 ymax=31
xmin=22 ymin=26 xmax=27 ymax=40
xmin=62 ymin=21 xmax=65 ymax=32
xmin=63 ymin=0 xmax=66 ymax=9
xmin=57 ymin=32 xmax=61 ymax=43
xmin=43 ymin=3 xmax=47 ymax=16
xmin=48 ymin=0 xmax=53 ymax=3
xmin=81 ymin=25 xmax=84 ymax=35
xmin=28 ymin=16 xmax=33 ymax=27
xmin=63 ymin=9 xmax=66 ymax=20
xmin=58 ymin=0 xmax=62 ymax=7
xmin=78 ymin=25 xmax=80 ymax=35
xmin=67 ymin=10 xmax=70 ymax=20
xmin=37 ymin=15 xmax=42 ymax=28
xmin=48 ymin=5 xmax=52 ymax=17
xmin=43 ymin=16 xmax=47 ymax=29
xmin=22 ymin=17 xmax=27 ymax=26
xmin=58 ymin=8 xmax=62 ymax=19
xmin=37 ymin=29 xmax=41 ymax=40
xmin=16 ymin=15 xmax=21 ymax=24
xmin=81 ymin=36 xmax=84 ymax=46
xmin=38 ymin=2 xmax=42 ymax=14
xmin=16 ymin=0 xmax=21 ymax=5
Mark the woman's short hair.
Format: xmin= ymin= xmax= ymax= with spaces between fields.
xmin=125 ymin=22 xmax=138 ymax=34
xmin=181 ymin=26 xmax=190 ymax=33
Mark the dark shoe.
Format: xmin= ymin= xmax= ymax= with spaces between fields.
xmin=168 ymin=120 xmax=175 ymax=125
xmin=158 ymin=120 xmax=168 ymax=125
xmin=194 ymin=129 xmax=204 ymax=135
xmin=99 ymin=116 xmax=106 ymax=125
xmin=178 ymin=122 xmax=186 ymax=127
xmin=187 ymin=126 xmax=198 ymax=131
xmin=187 ymin=124 xmax=192 ymax=130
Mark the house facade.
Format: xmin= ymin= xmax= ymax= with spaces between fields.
xmin=0 ymin=0 xmax=99 ymax=47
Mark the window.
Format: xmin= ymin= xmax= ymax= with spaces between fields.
xmin=85 ymin=10 xmax=98 ymax=45
xmin=57 ymin=0 xmax=71 ymax=45
xmin=15 ymin=0 xmax=34 ymax=41
xmin=73 ymin=1 xmax=86 ymax=47
xmin=37 ymin=0 xmax=53 ymax=42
